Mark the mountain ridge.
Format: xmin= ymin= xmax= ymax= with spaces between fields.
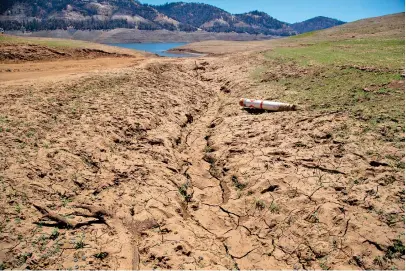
xmin=0 ymin=0 xmax=346 ymax=36
xmin=291 ymin=16 xmax=346 ymax=34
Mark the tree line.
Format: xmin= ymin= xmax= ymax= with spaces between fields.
xmin=0 ymin=19 xmax=165 ymax=31
xmin=0 ymin=18 xmax=294 ymax=36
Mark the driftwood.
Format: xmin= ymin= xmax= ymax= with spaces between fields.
xmin=72 ymin=204 xmax=110 ymax=218
xmin=132 ymin=246 xmax=140 ymax=270
xmin=33 ymin=203 xmax=110 ymax=229
xmin=33 ymin=202 xmax=142 ymax=269
xmin=33 ymin=203 xmax=78 ymax=228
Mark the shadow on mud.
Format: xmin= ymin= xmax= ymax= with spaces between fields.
xmin=242 ymin=108 xmax=268 ymax=114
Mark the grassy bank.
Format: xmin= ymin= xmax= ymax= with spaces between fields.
xmin=255 ymin=36 xmax=404 ymax=143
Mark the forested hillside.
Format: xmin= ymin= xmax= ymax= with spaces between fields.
xmin=291 ymin=16 xmax=346 ymax=33
xmin=0 ymin=0 xmax=345 ymax=35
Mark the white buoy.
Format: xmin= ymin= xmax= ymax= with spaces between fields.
xmin=239 ymin=98 xmax=295 ymax=111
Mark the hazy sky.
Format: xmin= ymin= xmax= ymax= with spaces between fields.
xmin=142 ymin=0 xmax=405 ymax=23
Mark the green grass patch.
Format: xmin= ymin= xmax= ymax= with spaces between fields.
xmin=257 ymin=36 xmax=404 ymax=141
xmin=267 ymin=38 xmax=404 ymax=70
xmin=290 ymin=31 xmax=316 ymax=39
xmin=266 ymin=66 xmax=403 ymax=139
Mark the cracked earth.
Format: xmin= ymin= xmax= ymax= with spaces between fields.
xmin=0 ymin=46 xmax=404 ymax=269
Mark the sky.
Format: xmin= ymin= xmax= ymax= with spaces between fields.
xmin=142 ymin=0 xmax=405 ymax=23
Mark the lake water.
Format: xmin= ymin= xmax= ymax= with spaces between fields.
xmin=108 ymin=42 xmax=197 ymax=57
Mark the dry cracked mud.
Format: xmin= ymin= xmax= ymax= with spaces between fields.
xmin=0 ymin=51 xmax=404 ymax=270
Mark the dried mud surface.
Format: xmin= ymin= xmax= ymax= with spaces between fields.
xmin=0 ymin=43 xmax=132 ymax=63
xmin=0 ymin=49 xmax=404 ymax=269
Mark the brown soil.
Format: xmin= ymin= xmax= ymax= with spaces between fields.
xmin=0 ymin=58 xmax=145 ymax=82
xmin=0 ymin=51 xmax=404 ymax=270
xmin=0 ymin=43 xmax=133 ymax=63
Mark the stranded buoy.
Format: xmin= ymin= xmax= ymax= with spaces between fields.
xmin=239 ymin=98 xmax=296 ymax=111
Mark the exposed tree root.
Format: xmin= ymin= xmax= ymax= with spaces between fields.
xmin=33 ymin=203 xmax=110 ymax=229
xmin=33 ymin=203 xmax=78 ymax=228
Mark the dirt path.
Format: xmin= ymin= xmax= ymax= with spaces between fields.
xmin=0 ymin=57 xmax=147 ymax=82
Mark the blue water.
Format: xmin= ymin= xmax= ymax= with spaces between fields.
xmin=108 ymin=42 xmax=196 ymax=57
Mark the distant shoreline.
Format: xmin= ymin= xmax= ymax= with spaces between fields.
xmin=6 ymin=29 xmax=280 ymax=44
xmin=167 ymin=47 xmax=208 ymax=56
